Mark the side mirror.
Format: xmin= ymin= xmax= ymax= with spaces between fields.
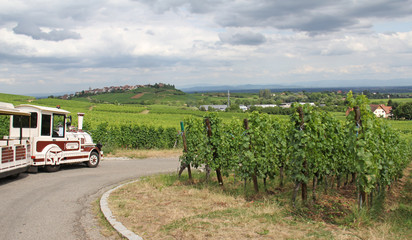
xmin=66 ymin=115 xmax=72 ymax=128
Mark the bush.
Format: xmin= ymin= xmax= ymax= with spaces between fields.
xmin=88 ymin=122 xmax=179 ymax=149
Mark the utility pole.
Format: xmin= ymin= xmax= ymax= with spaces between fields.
xmin=227 ymin=90 xmax=230 ymax=107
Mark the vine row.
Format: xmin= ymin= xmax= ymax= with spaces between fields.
xmin=180 ymin=92 xmax=411 ymax=207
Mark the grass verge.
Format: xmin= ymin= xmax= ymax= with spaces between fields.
xmin=106 ymin=164 xmax=412 ymax=240
xmin=105 ymin=148 xmax=182 ymax=159
xmin=92 ymin=198 xmax=124 ymax=239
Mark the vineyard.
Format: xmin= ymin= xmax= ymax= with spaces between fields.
xmin=0 ymin=92 xmax=411 ymax=157
xmin=180 ymin=92 xmax=411 ymax=208
xmin=0 ymin=94 xmax=253 ymax=150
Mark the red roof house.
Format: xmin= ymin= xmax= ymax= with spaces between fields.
xmin=370 ymin=104 xmax=392 ymax=118
xmin=345 ymin=104 xmax=392 ymax=118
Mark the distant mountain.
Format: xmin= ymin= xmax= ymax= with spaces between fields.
xmin=181 ymin=79 xmax=412 ymax=93
xmin=295 ymin=79 xmax=412 ymax=88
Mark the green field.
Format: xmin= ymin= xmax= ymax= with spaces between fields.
xmin=0 ymin=93 xmax=35 ymax=104
xmin=1 ymin=93 xmax=411 ymax=143
xmin=370 ymin=98 xmax=412 ymax=104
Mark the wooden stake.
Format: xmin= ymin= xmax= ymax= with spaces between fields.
xmin=178 ymin=121 xmax=192 ymax=180
xmin=205 ymin=118 xmax=223 ymax=185
xmin=297 ymin=107 xmax=308 ymax=203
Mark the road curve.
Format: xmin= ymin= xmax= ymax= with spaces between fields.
xmin=0 ymin=157 xmax=179 ymax=240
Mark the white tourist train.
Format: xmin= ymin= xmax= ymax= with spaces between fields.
xmin=0 ymin=102 xmax=102 ymax=177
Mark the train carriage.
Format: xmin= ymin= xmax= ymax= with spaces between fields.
xmin=0 ymin=102 xmax=32 ymax=178
xmin=5 ymin=103 xmax=102 ymax=173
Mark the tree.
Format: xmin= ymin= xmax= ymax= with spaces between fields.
xmin=387 ymin=99 xmax=399 ymax=110
xmin=259 ymin=89 xmax=272 ymax=99
xmin=226 ymin=104 xmax=242 ymax=112
xmin=393 ymin=102 xmax=412 ymax=120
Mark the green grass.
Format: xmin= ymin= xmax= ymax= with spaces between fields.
xmin=330 ymin=112 xmax=347 ymax=121
xmin=370 ymin=98 xmax=412 ymax=105
xmin=0 ymin=93 xmax=35 ymax=104
xmin=384 ymin=119 xmax=412 ymax=141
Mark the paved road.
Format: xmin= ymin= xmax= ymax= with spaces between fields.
xmin=0 ymin=157 xmax=179 ymax=240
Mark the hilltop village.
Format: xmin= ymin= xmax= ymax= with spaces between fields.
xmin=60 ymin=83 xmax=173 ymax=99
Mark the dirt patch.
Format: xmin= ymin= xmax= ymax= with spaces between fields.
xmin=140 ymin=110 xmax=149 ymax=114
xmin=386 ymin=165 xmax=411 ymax=206
xmin=131 ymin=93 xmax=145 ymax=99
xmin=105 ymin=149 xmax=182 ymax=159
xmin=109 ymin=180 xmax=309 ymax=240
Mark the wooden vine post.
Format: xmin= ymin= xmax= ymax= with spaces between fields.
xmin=297 ymin=106 xmax=308 ymax=203
xmin=354 ymin=106 xmax=367 ymax=209
xmin=178 ymin=121 xmax=192 ymax=180
xmin=205 ymin=118 xmax=223 ymax=185
xmin=243 ymin=118 xmax=259 ymax=193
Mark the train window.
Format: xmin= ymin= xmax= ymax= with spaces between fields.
xmin=52 ymin=114 xmax=65 ymax=138
xmin=12 ymin=112 xmax=38 ymax=128
xmin=41 ymin=114 xmax=51 ymax=136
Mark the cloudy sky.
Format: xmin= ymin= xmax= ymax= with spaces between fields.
xmin=1 ymin=0 xmax=412 ymax=95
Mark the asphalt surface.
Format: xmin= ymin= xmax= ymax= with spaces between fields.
xmin=0 ymin=157 xmax=179 ymax=240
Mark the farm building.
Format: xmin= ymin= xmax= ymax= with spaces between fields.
xmin=345 ymin=104 xmax=392 ymax=118
xmin=370 ymin=104 xmax=392 ymax=118
xmin=199 ymin=105 xmax=228 ymax=111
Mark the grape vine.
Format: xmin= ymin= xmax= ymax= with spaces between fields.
xmin=180 ymin=92 xmax=411 ymax=208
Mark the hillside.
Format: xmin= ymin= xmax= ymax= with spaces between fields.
xmin=73 ymin=85 xmax=191 ymax=105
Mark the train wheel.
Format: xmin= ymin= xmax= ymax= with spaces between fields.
xmin=86 ymin=152 xmax=100 ymax=168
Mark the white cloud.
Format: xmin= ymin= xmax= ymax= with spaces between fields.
xmin=0 ymin=0 xmax=411 ymax=95
xmin=0 ymin=77 xmax=15 ymax=85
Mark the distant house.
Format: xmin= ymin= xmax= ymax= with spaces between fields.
xmin=299 ymin=102 xmax=316 ymax=106
xmin=239 ymin=105 xmax=248 ymax=111
xmin=279 ymin=103 xmax=292 ymax=108
xmin=254 ymin=104 xmax=277 ymax=108
xmin=199 ymin=105 xmax=228 ymax=111
xmin=345 ymin=104 xmax=392 ymax=118
xmin=370 ymin=104 xmax=392 ymax=118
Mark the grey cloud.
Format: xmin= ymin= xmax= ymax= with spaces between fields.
xmin=184 ymin=0 xmax=224 ymax=13
xmin=135 ymin=0 xmax=190 ymax=13
xmin=0 ymin=50 xmax=191 ymax=70
xmin=146 ymin=30 xmax=155 ymax=35
xmin=95 ymin=55 xmax=180 ymax=68
xmin=13 ymin=22 xmax=81 ymax=41
xmin=214 ymin=1 xmax=359 ymax=34
xmin=289 ymin=15 xmax=359 ymax=34
xmin=219 ymin=31 xmax=266 ymax=46
xmin=0 ymin=52 xmax=84 ymax=71
xmin=349 ymin=0 xmax=412 ymax=18
xmin=135 ymin=0 xmax=224 ymax=14
xmin=138 ymin=0 xmax=412 ymax=34
xmin=94 ymin=54 xmax=230 ymax=69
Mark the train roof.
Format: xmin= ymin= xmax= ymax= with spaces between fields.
xmin=15 ymin=104 xmax=70 ymax=115
xmin=0 ymin=102 xmax=31 ymax=116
